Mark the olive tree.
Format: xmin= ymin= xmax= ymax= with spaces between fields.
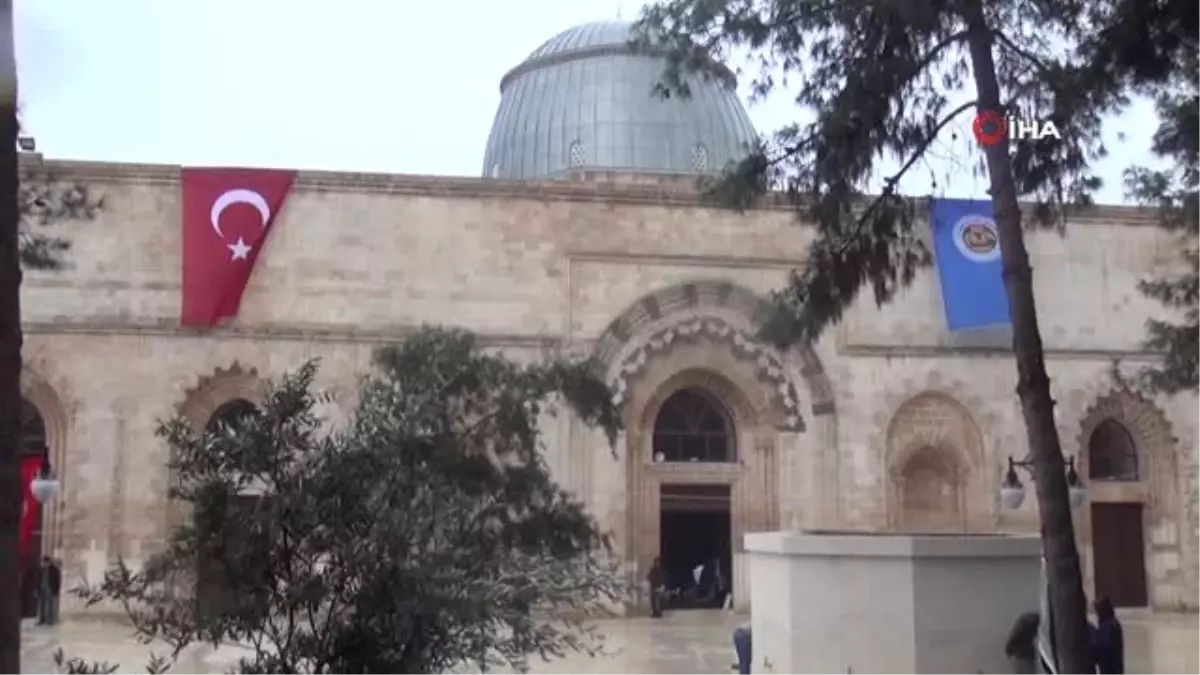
xmin=73 ymin=327 xmax=629 ymax=674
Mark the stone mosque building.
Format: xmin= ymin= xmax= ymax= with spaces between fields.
xmin=15 ymin=21 xmax=1199 ymax=615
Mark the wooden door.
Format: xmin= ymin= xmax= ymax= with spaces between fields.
xmin=1091 ymin=502 xmax=1149 ymax=607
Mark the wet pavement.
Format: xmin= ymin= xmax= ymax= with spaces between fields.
xmin=20 ymin=609 xmax=1198 ymax=673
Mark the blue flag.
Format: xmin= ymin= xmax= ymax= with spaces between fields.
xmin=930 ymin=198 xmax=1011 ymax=331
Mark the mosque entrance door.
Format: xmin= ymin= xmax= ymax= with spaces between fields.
xmin=658 ymin=483 xmax=732 ymax=610
xmin=1091 ymin=502 xmax=1148 ymax=607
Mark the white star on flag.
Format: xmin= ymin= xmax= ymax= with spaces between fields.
xmin=228 ymin=237 xmax=252 ymax=261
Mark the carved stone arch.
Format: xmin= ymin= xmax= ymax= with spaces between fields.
xmin=601 ymin=282 xmax=838 ymax=612
xmin=19 ymin=365 xmax=70 ymax=557
xmin=1076 ymin=388 xmax=1178 ymax=501
xmin=594 ymin=280 xmax=835 ymax=424
xmin=169 ymin=362 xmax=265 ymax=531
xmin=1076 ymin=388 xmax=1184 ymax=608
xmin=177 ymin=362 xmax=265 ymax=431
xmin=884 ymin=391 xmax=988 ymax=531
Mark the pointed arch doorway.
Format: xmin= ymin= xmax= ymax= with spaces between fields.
xmin=194 ymin=398 xmax=264 ymax=618
xmin=1088 ymin=418 xmax=1148 ymax=607
xmin=654 ymin=388 xmax=736 ymax=610
xmin=18 ymin=398 xmax=49 ymax=619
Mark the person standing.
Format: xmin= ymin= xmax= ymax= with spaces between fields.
xmin=37 ymin=555 xmax=61 ymax=626
xmin=732 ymin=625 xmax=752 ymax=675
xmin=647 ymin=557 xmax=664 ymax=618
xmin=1091 ymin=597 xmax=1125 ymax=674
xmin=1004 ymin=610 xmax=1040 ymax=674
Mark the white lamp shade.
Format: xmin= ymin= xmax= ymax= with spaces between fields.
xmin=1068 ymin=485 xmax=1088 ymax=510
xmin=999 ymin=485 xmax=1026 ymax=510
xmin=30 ymin=477 xmax=60 ymax=504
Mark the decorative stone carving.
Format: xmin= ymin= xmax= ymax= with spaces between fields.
xmin=610 ymin=317 xmax=805 ymax=431
xmin=1075 ymin=388 xmax=1188 ymax=607
xmin=883 ymin=392 xmax=987 ymax=531
xmin=1076 ymin=388 xmax=1177 ymax=466
xmin=593 ymin=281 xmax=836 ymax=419
xmin=177 ymin=361 xmax=263 ymax=430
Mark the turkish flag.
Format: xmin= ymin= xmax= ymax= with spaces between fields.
xmin=18 ymin=456 xmax=40 ymax=569
xmin=181 ymin=167 xmax=297 ymax=328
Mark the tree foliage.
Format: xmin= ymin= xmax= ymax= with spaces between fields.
xmin=18 ymin=167 xmax=104 ymax=269
xmin=628 ymin=1 xmax=1187 ymax=671
xmin=633 ymin=0 xmax=1113 ymax=348
xmin=1084 ymin=0 xmax=1198 ymax=393
xmin=73 ymin=327 xmax=628 ymax=674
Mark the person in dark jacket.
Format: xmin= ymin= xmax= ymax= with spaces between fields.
xmin=647 ymin=557 xmax=664 ymax=618
xmin=1091 ymin=597 xmax=1124 ymax=674
xmin=1004 ymin=610 xmax=1040 ymax=673
xmin=36 ymin=555 xmax=61 ymax=626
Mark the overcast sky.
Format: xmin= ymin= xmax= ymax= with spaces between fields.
xmin=16 ymin=0 xmax=1162 ymax=204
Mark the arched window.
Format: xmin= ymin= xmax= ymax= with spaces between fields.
xmin=1088 ymin=418 xmax=1139 ymax=481
xmin=652 ymin=388 xmax=735 ymax=463
xmin=568 ymin=140 xmax=586 ymax=168
xmin=205 ymin=398 xmax=258 ymax=435
xmin=691 ymin=143 xmax=709 ymax=172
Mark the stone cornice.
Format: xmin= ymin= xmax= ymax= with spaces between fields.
xmin=839 ymin=343 xmax=1166 ymax=361
xmin=18 ymin=155 xmax=1165 ymax=225
xmin=21 ymin=318 xmax=566 ymax=349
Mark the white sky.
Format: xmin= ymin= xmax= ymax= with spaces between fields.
xmin=16 ymin=0 xmax=1161 ymax=204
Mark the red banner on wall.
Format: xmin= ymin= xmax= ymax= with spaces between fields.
xmin=180 ymin=168 xmax=297 ymax=328
xmin=18 ymin=456 xmax=41 ymax=567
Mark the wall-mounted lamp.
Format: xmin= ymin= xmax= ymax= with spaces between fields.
xmin=30 ymin=457 xmax=61 ymax=504
xmin=999 ymin=455 xmax=1086 ymax=511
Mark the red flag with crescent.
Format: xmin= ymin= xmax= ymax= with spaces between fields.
xmin=18 ymin=456 xmax=41 ymax=568
xmin=180 ymin=168 xmax=297 ymax=328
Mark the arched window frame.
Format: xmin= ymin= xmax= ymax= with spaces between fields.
xmin=568 ymin=140 xmax=586 ymax=168
xmin=691 ymin=143 xmax=709 ymax=172
xmin=1087 ymin=418 xmax=1140 ymax=482
xmin=204 ymin=398 xmax=269 ymax=495
xmin=652 ymin=388 xmax=736 ymax=463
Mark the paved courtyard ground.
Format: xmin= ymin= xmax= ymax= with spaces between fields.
xmin=20 ymin=609 xmax=1199 ymax=673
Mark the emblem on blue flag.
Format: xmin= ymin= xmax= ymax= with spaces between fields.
xmin=930 ymin=198 xmax=1012 ymax=331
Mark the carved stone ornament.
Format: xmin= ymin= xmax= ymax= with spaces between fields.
xmin=609 ymin=317 xmax=805 ymax=431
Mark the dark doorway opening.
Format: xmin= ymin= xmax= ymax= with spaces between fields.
xmin=659 ymin=483 xmax=732 ymax=610
xmin=1091 ymin=502 xmax=1149 ymax=608
xmin=19 ymin=398 xmax=48 ymax=620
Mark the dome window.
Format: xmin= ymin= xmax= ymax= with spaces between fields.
xmin=691 ymin=143 xmax=709 ymax=171
xmin=568 ymin=140 xmax=586 ymax=168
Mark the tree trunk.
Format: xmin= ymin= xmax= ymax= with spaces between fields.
xmin=961 ymin=3 xmax=1093 ymax=673
xmin=0 ymin=1 xmax=22 ymax=672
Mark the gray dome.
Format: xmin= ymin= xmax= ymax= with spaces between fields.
xmin=482 ymin=20 xmax=757 ymax=180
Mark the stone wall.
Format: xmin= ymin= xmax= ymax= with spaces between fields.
xmin=19 ymin=158 xmax=1198 ymax=611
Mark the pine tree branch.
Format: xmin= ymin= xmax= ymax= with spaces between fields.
xmin=832 ymin=99 xmax=978 ymax=257
xmin=993 ymin=30 xmax=1054 ymax=76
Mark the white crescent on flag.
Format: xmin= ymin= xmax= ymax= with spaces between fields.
xmin=210 ymin=189 xmax=271 ymax=240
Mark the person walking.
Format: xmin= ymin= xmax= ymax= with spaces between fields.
xmin=647 ymin=557 xmax=664 ymax=618
xmin=1091 ymin=597 xmax=1125 ymax=674
xmin=1004 ymin=610 xmax=1040 ymax=674
xmin=36 ymin=555 xmax=61 ymax=626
